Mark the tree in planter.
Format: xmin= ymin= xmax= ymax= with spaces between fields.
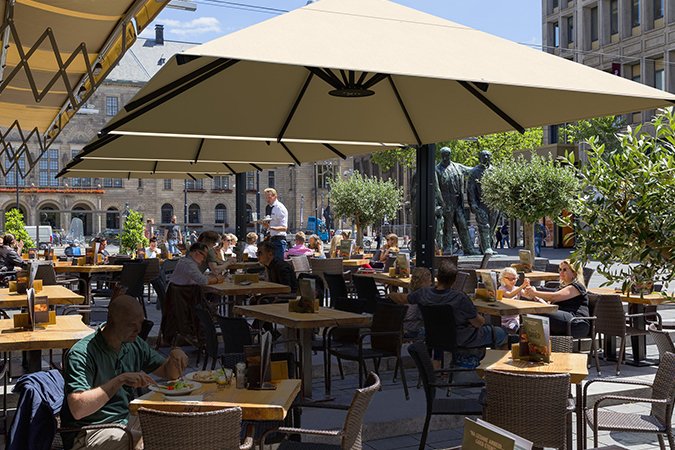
xmin=329 ymin=171 xmax=403 ymax=247
xmin=561 ymin=115 xmax=625 ymax=154
xmin=561 ymin=109 xmax=675 ymax=293
xmin=4 ymin=208 xmax=35 ymax=249
xmin=480 ymin=154 xmax=579 ymax=258
xmin=119 ymin=209 xmax=148 ymax=256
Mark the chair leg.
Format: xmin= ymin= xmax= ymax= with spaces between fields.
xmin=592 ymin=332 xmax=601 ymax=375
xmin=657 ymin=434 xmax=666 ymax=450
xmin=337 ymin=358 xmax=345 ymax=380
xmin=617 ymin=336 xmax=626 ymax=376
xmin=419 ymin=414 xmax=431 ymax=450
xmin=393 ymin=357 xmax=399 ymax=382
xmin=325 ymin=353 xmax=332 ymax=396
xmin=593 ymin=422 xmax=598 ymax=448
xmin=398 ymin=356 xmax=409 ymax=401
xmin=358 ymin=360 xmax=365 ymax=388
xmin=666 ymin=431 xmax=674 ymax=450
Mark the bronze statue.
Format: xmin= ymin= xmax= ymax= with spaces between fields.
xmin=436 ymin=147 xmax=477 ymax=255
xmin=468 ymin=150 xmax=499 ymax=254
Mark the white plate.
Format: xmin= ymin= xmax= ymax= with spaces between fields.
xmin=148 ymin=380 xmax=202 ymax=396
xmin=185 ymin=370 xmax=221 ymax=383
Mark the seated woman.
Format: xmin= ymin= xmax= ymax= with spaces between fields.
xmin=307 ymin=234 xmax=325 ymax=259
xmin=379 ymin=233 xmax=399 ymax=262
xmin=197 ymin=230 xmax=231 ymax=274
xmin=285 ymin=231 xmax=314 ymax=258
xmin=329 ymin=230 xmax=350 ymax=258
xmin=243 ymin=232 xmax=258 ymax=259
xmin=523 ymin=259 xmax=590 ymax=338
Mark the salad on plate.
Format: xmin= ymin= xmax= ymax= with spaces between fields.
xmin=148 ymin=379 xmax=201 ymax=395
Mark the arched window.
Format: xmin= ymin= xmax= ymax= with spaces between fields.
xmin=215 ymin=204 xmax=227 ymax=224
xmin=106 ymin=207 xmax=119 ymax=230
xmin=188 ymin=203 xmax=201 ymax=224
xmin=39 ymin=204 xmax=59 ymax=228
xmin=161 ymin=204 xmax=173 ymax=224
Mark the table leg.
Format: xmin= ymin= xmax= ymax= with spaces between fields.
xmin=626 ymin=304 xmax=658 ymax=367
xmin=603 ymin=335 xmax=618 ymax=361
xmin=299 ymin=329 xmax=313 ymax=399
xmin=26 ymin=350 xmax=42 ymax=373
xmin=576 ymin=383 xmax=584 ymax=450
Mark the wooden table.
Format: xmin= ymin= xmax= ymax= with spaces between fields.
xmin=342 ymin=259 xmax=370 ymax=268
xmin=475 ymin=269 xmax=560 ymax=283
xmin=54 ymin=264 xmax=124 ymax=304
xmin=362 ymin=273 xmax=412 ymax=290
xmin=204 ymin=280 xmax=291 ymax=297
xmin=588 ymin=287 xmax=674 ymax=366
xmin=234 ymin=303 xmax=371 ymax=398
xmin=472 ymin=298 xmax=558 ymax=317
xmin=0 ymin=285 xmax=84 ymax=308
xmin=130 ymin=378 xmax=301 ymax=421
xmin=227 ymin=261 xmax=262 ymax=271
xmin=477 ymin=349 xmax=589 ymax=450
xmin=0 ymin=315 xmax=93 ymax=371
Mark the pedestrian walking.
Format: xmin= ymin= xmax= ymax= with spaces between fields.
xmin=495 ymin=227 xmax=502 ymax=249
xmin=500 ymin=223 xmax=510 ymax=248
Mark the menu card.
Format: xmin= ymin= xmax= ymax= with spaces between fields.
xmin=395 ymin=253 xmax=410 ymax=278
xmin=480 ymin=271 xmax=499 ymax=299
xmin=518 ymin=250 xmax=533 ymax=272
xmin=519 ymin=315 xmax=551 ymax=363
xmin=246 ymin=331 xmax=275 ymax=390
xmin=339 ymin=239 xmax=354 ymax=258
xmin=463 ymin=418 xmax=532 ymax=450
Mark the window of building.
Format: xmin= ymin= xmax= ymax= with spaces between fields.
xmin=268 ymin=171 xmax=275 ymax=189
xmin=105 ymin=96 xmax=118 ymax=116
xmin=610 ymin=0 xmax=619 ymax=35
xmin=161 ymin=204 xmax=173 ymax=224
xmin=552 ymin=22 xmax=560 ymax=47
xmin=590 ymin=7 xmax=599 ymax=42
xmin=552 ymin=0 xmax=559 ymax=11
xmin=548 ymin=124 xmax=559 ymax=144
xmin=38 ymin=148 xmax=59 ymax=187
xmin=316 ymin=164 xmax=335 ymax=189
xmin=246 ymin=172 xmax=255 ymax=190
xmin=186 ymin=179 xmax=204 ymax=190
xmin=215 ymin=204 xmax=227 ymax=224
xmin=5 ymin=155 xmax=26 ymax=186
xmin=654 ymin=0 xmax=664 ymax=19
xmin=213 ymin=175 xmax=230 ymax=190
xmin=102 ymin=178 xmax=123 ymax=188
xmin=566 ymin=16 xmax=574 ymax=43
xmin=246 ymin=204 xmax=253 ymax=223
xmin=69 ymin=149 xmax=91 ymax=187
xmin=164 ymin=179 xmax=172 ymax=190
xmin=188 ymin=203 xmax=200 ymax=224
xmin=631 ymin=63 xmax=641 ymax=83
xmin=654 ymin=57 xmax=665 ymax=90
xmin=106 ymin=207 xmax=119 ymax=229
xmin=632 ymin=0 xmax=641 ymax=27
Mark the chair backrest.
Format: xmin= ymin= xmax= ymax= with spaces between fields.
xmin=194 ymin=305 xmax=219 ymax=367
xmin=484 ymin=370 xmax=570 ymax=449
xmin=309 ymin=257 xmax=344 ymax=281
xmin=139 ymin=319 xmax=154 ymax=341
xmin=370 ymin=302 xmax=406 ymax=353
xmin=648 ymin=324 xmax=675 ymax=359
xmin=582 ymin=266 xmax=595 ymax=287
xmin=433 ymin=255 xmax=459 ymax=270
xmin=143 ymin=258 xmax=161 ymax=283
xmin=216 ymin=315 xmax=253 ymax=354
xmin=550 ymin=335 xmax=573 ymax=353
xmin=593 ymin=295 xmax=626 ymax=336
xmin=419 ymin=304 xmax=458 ymax=353
xmin=160 ymin=259 xmax=180 ymax=284
xmin=382 ymin=255 xmax=397 ymax=272
xmin=35 ymin=263 xmax=58 ymax=285
xmin=451 ymin=271 xmax=469 ymax=292
xmin=297 ymin=272 xmax=325 ymax=305
xmin=407 ymin=342 xmax=440 ymax=407
xmin=139 ymin=406 xmax=243 ymax=450
xmin=351 ymin=274 xmax=381 ymax=306
xmin=324 ymin=272 xmax=349 ymax=302
xmin=160 ymin=283 xmax=202 ymax=346
xmin=649 ymin=351 xmax=675 ymax=425
xmin=290 ymin=255 xmax=311 ymax=274
xmin=119 ymin=261 xmax=148 ymax=298
xmin=108 ymin=255 xmax=132 ymax=265
xmin=340 ymin=372 xmax=381 ymax=450
xmin=545 ymin=263 xmax=558 ymax=273
xmin=479 ymin=253 xmax=492 ymax=269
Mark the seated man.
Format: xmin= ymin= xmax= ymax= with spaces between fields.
xmin=285 ymin=231 xmax=314 ymax=258
xmin=94 ymin=237 xmax=110 ymax=263
xmin=390 ymin=260 xmax=507 ymax=350
xmin=197 ymin=230 xmax=232 ymax=274
xmin=0 ymin=234 xmax=27 ymax=271
xmin=169 ymin=242 xmax=224 ymax=286
xmin=61 ymin=295 xmax=188 ymax=450
xmin=258 ymin=240 xmax=297 ymax=294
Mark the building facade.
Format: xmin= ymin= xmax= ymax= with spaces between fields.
xmin=541 ymin=0 xmax=673 ymax=144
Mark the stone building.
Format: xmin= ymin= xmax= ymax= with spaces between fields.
xmin=0 ymin=25 xmax=355 ymax=239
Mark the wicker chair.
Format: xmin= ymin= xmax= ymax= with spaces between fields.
xmin=260 ymin=372 xmax=381 ymax=450
xmin=139 ymin=406 xmax=252 ymax=450
xmin=591 ymin=295 xmax=653 ymax=375
xmin=407 ymin=342 xmax=483 ymax=450
xmin=484 ymin=370 xmax=573 ymax=449
xmin=583 ymin=351 xmax=675 ymax=450
xmin=550 ymin=335 xmax=574 ymax=353
xmin=648 ymin=324 xmax=675 ymax=360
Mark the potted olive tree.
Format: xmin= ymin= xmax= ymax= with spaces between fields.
xmin=561 ymin=109 xmax=675 ymax=294
xmin=119 ymin=209 xmax=148 ymax=257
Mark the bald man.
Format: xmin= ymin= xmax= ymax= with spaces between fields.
xmin=61 ymin=296 xmax=188 ymax=450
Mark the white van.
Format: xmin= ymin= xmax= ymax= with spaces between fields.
xmin=24 ymin=225 xmax=54 ymax=248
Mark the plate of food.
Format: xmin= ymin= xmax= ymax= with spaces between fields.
xmin=185 ymin=369 xmax=232 ymax=383
xmin=148 ymin=379 xmax=202 ymax=395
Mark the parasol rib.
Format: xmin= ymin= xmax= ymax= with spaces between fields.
xmin=194 ymin=138 xmax=205 ymax=163
xmin=458 ymin=80 xmax=525 ymax=134
xmin=322 ymin=144 xmax=346 ymax=160
xmin=280 ymin=142 xmax=301 ymax=166
xmin=388 ymin=76 xmax=421 ymax=146
xmin=277 ymin=72 xmax=314 ymax=142
xmin=222 ymin=162 xmax=238 ymax=174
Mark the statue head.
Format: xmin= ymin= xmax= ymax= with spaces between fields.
xmin=440 ymin=146 xmax=451 ymax=164
xmin=478 ymin=150 xmax=492 ymax=167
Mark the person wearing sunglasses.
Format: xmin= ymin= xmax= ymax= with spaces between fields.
xmin=523 ymin=259 xmax=590 ymax=338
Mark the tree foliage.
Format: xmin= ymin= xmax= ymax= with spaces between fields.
xmin=370 ymin=147 xmax=417 ymax=171
xmin=480 ymin=154 xmax=579 ymax=255
xmin=4 ymin=208 xmax=34 ymax=248
xmin=561 ymin=109 xmax=675 ymax=291
xmin=329 ymin=171 xmax=403 ymax=246
xmin=561 ymin=115 xmax=624 ymax=153
xmin=119 ymin=209 xmax=148 ymax=255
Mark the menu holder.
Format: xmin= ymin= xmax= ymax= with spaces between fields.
xmin=519 ymin=314 xmax=551 ymax=363
xmin=246 ymin=331 xmax=275 ymax=390
xmin=27 ymin=248 xmax=37 ymax=260
xmin=289 ymin=278 xmax=319 ymax=313
xmin=339 ymin=239 xmax=354 ymax=258
xmin=233 ymin=273 xmax=259 ymax=284
xmin=462 ymin=418 xmax=532 ymax=450
xmin=479 ymin=271 xmax=499 ymax=301
xmin=394 ymin=253 xmax=410 ymax=278
xmin=43 ymin=248 xmax=54 ymax=261
xmin=13 ymin=288 xmax=54 ymax=330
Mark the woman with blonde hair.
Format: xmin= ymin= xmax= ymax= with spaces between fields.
xmin=379 ymin=233 xmax=399 ymax=262
xmin=523 ymin=259 xmax=589 ymax=337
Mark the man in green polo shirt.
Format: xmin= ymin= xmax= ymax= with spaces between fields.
xmin=61 ymin=295 xmax=188 ymax=450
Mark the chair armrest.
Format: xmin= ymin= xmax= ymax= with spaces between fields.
xmin=294 ymin=401 xmax=351 ymax=411
xmin=593 ymin=395 xmax=669 ymax=410
xmin=429 ymin=381 xmax=485 ymax=389
xmin=583 ymin=378 xmax=652 ymax=405
xmin=357 ymin=330 xmax=400 ymax=345
xmin=274 ymin=427 xmax=342 ymax=438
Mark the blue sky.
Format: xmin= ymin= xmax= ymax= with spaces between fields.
xmin=145 ymin=1 xmax=542 ymax=48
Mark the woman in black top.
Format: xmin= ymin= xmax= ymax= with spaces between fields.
xmin=524 ymin=259 xmax=590 ymax=338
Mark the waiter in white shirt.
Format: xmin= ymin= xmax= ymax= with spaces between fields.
xmin=263 ymin=188 xmax=288 ymax=261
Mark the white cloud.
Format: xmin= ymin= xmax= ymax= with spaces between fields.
xmin=161 ymin=16 xmax=222 ymax=38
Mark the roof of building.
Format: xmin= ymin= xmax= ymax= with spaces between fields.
xmin=107 ymin=35 xmax=198 ymax=84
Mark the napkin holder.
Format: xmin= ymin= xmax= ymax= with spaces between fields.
xmin=73 ymin=256 xmax=87 ymax=266
xmin=233 ymin=273 xmax=259 ymax=284
xmin=13 ymin=310 xmax=55 ymax=328
xmin=474 ymin=288 xmax=494 ymax=301
xmin=289 ymin=298 xmax=320 ymax=313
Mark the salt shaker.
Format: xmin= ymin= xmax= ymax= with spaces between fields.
xmin=235 ymin=362 xmax=246 ymax=389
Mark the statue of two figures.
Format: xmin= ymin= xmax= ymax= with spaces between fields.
xmin=434 ymin=147 xmax=499 ymax=255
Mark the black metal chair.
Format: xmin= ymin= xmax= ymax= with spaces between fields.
xmin=324 ymin=272 xmax=351 ymax=307
xmin=407 ymin=342 xmax=484 ymax=450
xmin=351 ymin=274 xmax=382 ymax=313
xmin=216 ymin=315 xmax=254 ymax=369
